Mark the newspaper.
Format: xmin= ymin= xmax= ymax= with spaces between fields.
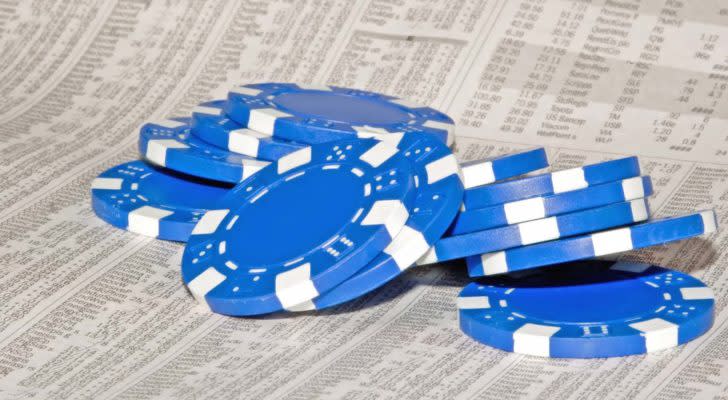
xmin=0 ymin=0 xmax=726 ymax=398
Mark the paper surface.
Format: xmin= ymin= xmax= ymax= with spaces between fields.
xmin=0 ymin=1 xmax=726 ymax=398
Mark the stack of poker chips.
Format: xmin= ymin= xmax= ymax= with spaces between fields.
xmin=91 ymin=83 xmax=717 ymax=358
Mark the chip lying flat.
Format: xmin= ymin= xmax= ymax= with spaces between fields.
xmin=458 ymin=259 xmax=714 ymax=358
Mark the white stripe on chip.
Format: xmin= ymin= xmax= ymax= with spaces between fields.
xmin=128 ymin=206 xmax=174 ymax=237
xmin=145 ymin=139 xmax=188 ymax=167
xmin=276 ymin=263 xmax=319 ymax=310
xmin=187 ymin=267 xmax=227 ymax=309
xmin=249 ymin=108 xmax=292 ymax=135
xmin=551 ymin=167 xmax=587 ymax=193
xmin=92 ymin=177 xmax=123 ymax=190
xmin=591 ymin=228 xmax=633 ymax=256
xmin=513 ymin=323 xmax=560 ymax=357
xmin=360 ymin=140 xmax=399 ymax=168
xmin=504 ymin=197 xmax=546 ymax=224
xmin=383 ymin=226 xmax=428 ymax=270
xmin=230 ymin=86 xmax=262 ymax=97
xmin=517 ymin=217 xmax=560 ymax=245
xmin=426 ymin=154 xmax=459 ymax=184
xmin=361 ymin=200 xmax=409 ymax=238
xmin=629 ymin=318 xmax=678 ymax=352
xmin=461 ymin=160 xmax=494 ymax=188
xmin=278 ymin=147 xmax=312 ymax=174
xmin=457 ymin=296 xmax=491 ymax=309
xmin=191 ymin=210 xmax=230 ymax=235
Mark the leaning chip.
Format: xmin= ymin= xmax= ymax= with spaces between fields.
xmin=462 ymin=157 xmax=641 ymax=210
xmin=181 ymin=138 xmax=416 ymax=316
xmin=467 ymin=211 xmax=718 ymax=277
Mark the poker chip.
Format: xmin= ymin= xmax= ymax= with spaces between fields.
xmin=138 ymin=118 xmax=270 ymax=183
xmin=450 ymin=176 xmax=653 ymax=235
xmin=300 ymin=133 xmax=463 ymax=310
xmin=91 ymin=160 xmax=231 ymax=241
xmin=458 ymin=260 xmax=715 ymax=358
xmin=460 ymin=148 xmax=548 ymax=189
xmin=225 ymin=83 xmax=455 ymax=147
xmin=466 ymin=211 xmax=718 ymax=277
xmin=181 ymin=138 xmax=416 ymax=316
xmin=418 ymin=199 xmax=649 ymax=265
xmin=191 ymin=100 xmax=305 ymax=160
xmin=462 ymin=157 xmax=641 ymax=210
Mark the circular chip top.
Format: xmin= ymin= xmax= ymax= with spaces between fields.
xmin=181 ymin=138 xmax=417 ymax=316
xmin=91 ymin=161 xmax=232 ymax=242
xmin=191 ymin=100 xmax=305 ymax=160
xmin=462 ymin=156 xmax=641 ymax=210
xmin=458 ymin=260 xmax=715 ymax=358
xmin=225 ymin=82 xmax=455 ymax=147
xmin=466 ymin=210 xmax=718 ymax=277
xmin=302 ymin=133 xmax=464 ymax=310
xmin=138 ymin=117 xmax=270 ymax=183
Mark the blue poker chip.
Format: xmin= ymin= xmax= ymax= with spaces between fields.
xmin=91 ymin=161 xmax=231 ymax=242
xmin=225 ymin=82 xmax=455 ymax=147
xmin=138 ymin=117 xmax=270 ymax=183
xmin=450 ymin=176 xmax=653 ymax=235
xmin=299 ymin=133 xmax=464 ymax=310
xmin=460 ymin=148 xmax=548 ymax=189
xmin=458 ymin=260 xmax=715 ymax=358
xmin=181 ymin=138 xmax=417 ymax=316
xmin=462 ymin=157 xmax=641 ymax=210
xmin=466 ymin=210 xmax=718 ymax=277
xmin=191 ymin=100 xmax=305 ymax=160
xmin=418 ymin=199 xmax=649 ymax=265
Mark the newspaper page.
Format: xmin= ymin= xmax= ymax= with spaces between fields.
xmin=0 ymin=0 xmax=726 ymax=399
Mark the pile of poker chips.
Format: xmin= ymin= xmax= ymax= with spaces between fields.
xmin=91 ymin=83 xmax=717 ymax=358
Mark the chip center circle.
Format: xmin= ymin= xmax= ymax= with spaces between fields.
xmin=228 ymin=166 xmax=364 ymax=265
xmin=273 ymin=91 xmax=411 ymax=125
xmin=509 ymin=276 xmax=663 ymax=324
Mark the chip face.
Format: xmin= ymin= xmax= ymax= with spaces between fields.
xmin=419 ymin=199 xmax=650 ymax=265
xmin=450 ymin=176 xmax=653 ymax=235
xmin=462 ymin=156 xmax=642 ymax=210
xmin=181 ymin=138 xmax=417 ymax=316
xmin=191 ymin=100 xmax=305 ymax=161
xmin=224 ymin=83 xmax=455 ymax=147
xmin=138 ymin=117 xmax=270 ymax=183
xmin=458 ymin=260 xmax=715 ymax=358
xmin=91 ymin=160 xmax=231 ymax=241
xmin=306 ymin=133 xmax=464 ymax=310
xmin=466 ymin=210 xmax=718 ymax=277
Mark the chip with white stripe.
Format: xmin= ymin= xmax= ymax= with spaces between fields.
xmin=91 ymin=160 xmax=232 ymax=242
xmin=466 ymin=210 xmax=718 ymax=277
xmin=450 ymin=176 xmax=653 ymax=235
xmin=462 ymin=157 xmax=641 ymax=210
xmin=181 ymin=138 xmax=417 ymax=316
xmin=225 ymin=82 xmax=455 ymax=147
xmin=190 ymin=100 xmax=305 ymax=161
xmin=139 ymin=117 xmax=270 ymax=184
xmin=458 ymin=260 xmax=714 ymax=358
